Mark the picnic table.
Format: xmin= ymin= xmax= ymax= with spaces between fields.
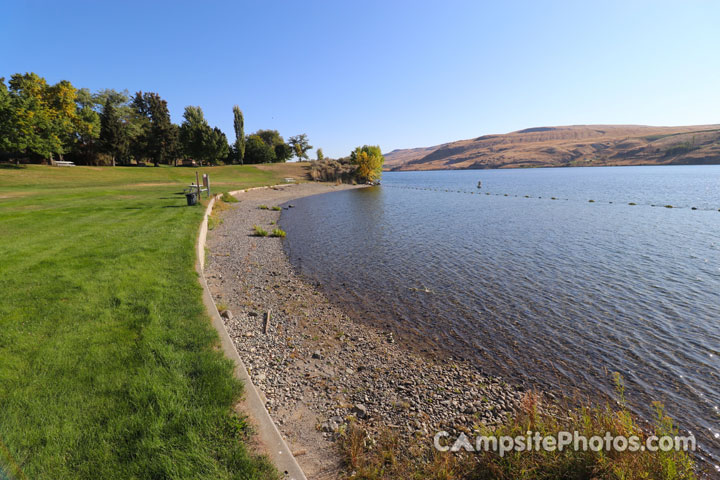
xmin=54 ymin=160 xmax=75 ymax=167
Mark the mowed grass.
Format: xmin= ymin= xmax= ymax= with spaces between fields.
xmin=0 ymin=164 xmax=299 ymax=479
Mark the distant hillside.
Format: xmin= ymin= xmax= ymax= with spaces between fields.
xmin=384 ymin=125 xmax=720 ymax=171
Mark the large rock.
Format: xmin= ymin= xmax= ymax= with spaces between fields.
xmin=352 ymin=404 xmax=368 ymax=419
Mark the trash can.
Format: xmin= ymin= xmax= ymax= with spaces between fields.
xmin=185 ymin=192 xmax=198 ymax=206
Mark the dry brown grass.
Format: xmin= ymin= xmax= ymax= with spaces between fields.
xmin=338 ymin=382 xmax=699 ymax=480
xmin=385 ymin=124 xmax=720 ymax=171
xmin=253 ymin=161 xmax=311 ymax=180
xmin=308 ymin=159 xmax=358 ymax=183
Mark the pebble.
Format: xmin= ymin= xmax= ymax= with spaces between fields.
xmin=205 ymin=184 xmax=527 ymax=451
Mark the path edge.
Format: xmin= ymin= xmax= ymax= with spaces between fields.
xmin=195 ymin=184 xmax=306 ymax=480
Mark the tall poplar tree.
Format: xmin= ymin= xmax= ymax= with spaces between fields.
xmin=232 ymin=105 xmax=245 ymax=164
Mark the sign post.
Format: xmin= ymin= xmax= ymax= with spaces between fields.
xmin=202 ymin=174 xmax=210 ymax=197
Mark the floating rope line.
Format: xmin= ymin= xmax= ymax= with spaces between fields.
xmin=381 ymin=184 xmax=718 ymax=212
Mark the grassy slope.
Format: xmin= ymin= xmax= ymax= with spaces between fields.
xmin=0 ymin=164 xmax=300 ymax=479
xmin=384 ymin=124 xmax=720 ymax=170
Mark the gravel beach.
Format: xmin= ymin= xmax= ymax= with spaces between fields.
xmin=205 ymin=182 xmax=523 ymax=479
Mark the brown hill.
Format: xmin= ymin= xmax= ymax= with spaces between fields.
xmin=384 ymin=125 xmax=720 ymax=171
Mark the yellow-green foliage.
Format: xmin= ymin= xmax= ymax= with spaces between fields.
xmin=351 ymin=145 xmax=384 ymax=182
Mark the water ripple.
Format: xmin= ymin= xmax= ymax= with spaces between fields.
xmin=281 ymin=166 xmax=720 ymax=466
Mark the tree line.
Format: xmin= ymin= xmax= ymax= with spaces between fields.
xmin=0 ymin=72 xmax=314 ymax=166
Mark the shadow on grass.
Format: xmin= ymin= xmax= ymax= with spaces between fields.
xmin=0 ymin=163 xmax=27 ymax=169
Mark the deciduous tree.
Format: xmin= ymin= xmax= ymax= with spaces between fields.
xmin=350 ymin=145 xmax=384 ymax=182
xmin=244 ymin=134 xmax=276 ymax=164
xmin=288 ymin=133 xmax=312 ymax=162
xmin=246 ymin=129 xmax=292 ymax=163
xmin=72 ymin=88 xmax=101 ymax=163
xmin=5 ymin=73 xmax=59 ymax=161
xmin=0 ymin=78 xmax=13 ymax=156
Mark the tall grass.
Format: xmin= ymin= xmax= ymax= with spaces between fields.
xmin=221 ymin=192 xmax=239 ymax=203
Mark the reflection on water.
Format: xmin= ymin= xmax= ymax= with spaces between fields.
xmin=281 ymin=166 xmax=720 ymax=467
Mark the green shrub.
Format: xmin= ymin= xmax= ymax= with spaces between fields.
xmin=271 ymin=206 xmax=282 ymax=211
xmin=253 ymin=225 xmax=268 ymax=236
xmin=270 ymin=228 xmax=286 ymax=238
xmin=258 ymin=205 xmax=268 ymax=210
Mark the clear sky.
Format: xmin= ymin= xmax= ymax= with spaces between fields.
xmin=2 ymin=0 xmax=719 ymax=158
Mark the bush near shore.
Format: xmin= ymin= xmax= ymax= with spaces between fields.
xmin=309 ymin=145 xmax=385 ymax=184
xmin=309 ymin=158 xmax=358 ymax=183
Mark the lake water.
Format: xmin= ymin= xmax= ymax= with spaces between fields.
xmin=280 ymin=166 xmax=720 ymax=468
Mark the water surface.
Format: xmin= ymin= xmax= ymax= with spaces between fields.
xmin=281 ymin=166 xmax=720 ymax=467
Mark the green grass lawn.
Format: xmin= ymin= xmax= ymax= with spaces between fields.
xmin=0 ymin=164 xmax=297 ymax=479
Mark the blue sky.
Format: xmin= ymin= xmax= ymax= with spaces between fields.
xmin=2 ymin=0 xmax=719 ymax=158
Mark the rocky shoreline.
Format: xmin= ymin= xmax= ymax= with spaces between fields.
xmin=204 ymin=182 xmax=524 ymax=479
